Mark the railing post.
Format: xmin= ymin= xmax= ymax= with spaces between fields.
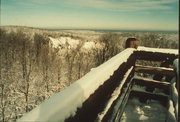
xmin=171 ymin=59 xmax=179 ymax=121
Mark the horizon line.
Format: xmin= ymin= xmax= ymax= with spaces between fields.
xmin=0 ymin=25 xmax=178 ymax=32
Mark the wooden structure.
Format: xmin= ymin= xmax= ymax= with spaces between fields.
xmin=17 ymin=46 xmax=178 ymax=122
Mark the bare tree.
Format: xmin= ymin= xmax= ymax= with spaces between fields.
xmin=95 ymin=33 xmax=120 ymax=66
xmin=0 ymin=29 xmax=15 ymax=122
xmin=65 ymin=49 xmax=76 ymax=84
xmin=15 ymin=31 xmax=35 ymax=112
xmin=40 ymin=36 xmax=50 ymax=93
xmin=34 ymin=34 xmax=47 ymax=65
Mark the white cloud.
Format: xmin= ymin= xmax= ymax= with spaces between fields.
xmin=2 ymin=0 xmax=177 ymax=12
xmin=65 ymin=0 xmax=177 ymax=12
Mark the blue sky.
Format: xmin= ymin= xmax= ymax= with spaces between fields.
xmin=0 ymin=0 xmax=179 ymax=31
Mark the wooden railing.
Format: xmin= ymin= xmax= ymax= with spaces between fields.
xmin=17 ymin=46 xmax=178 ymax=122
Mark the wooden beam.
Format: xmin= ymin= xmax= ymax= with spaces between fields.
xmin=135 ymin=65 xmax=175 ymax=77
xmin=133 ymin=77 xmax=170 ymax=95
xmin=134 ymin=51 xmax=178 ymax=62
xmin=111 ymin=80 xmax=133 ymax=121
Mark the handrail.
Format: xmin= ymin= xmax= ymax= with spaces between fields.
xmin=17 ymin=48 xmax=135 ymax=122
xmin=137 ymin=46 xmax=178 ymax=55
xmin=135 ymin=46 xmax=178 ymax=61
xmin=17 ymin=47 xmax=178 ymax=122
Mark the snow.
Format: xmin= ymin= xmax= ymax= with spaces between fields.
xmin=170 ymin=78 xmax=178 ymax=120
xmin=137 ymin=46 xmax=178 ymax=55
xmin=167 ymin=100 xmax=177 ymax=122
xmin=49 ymin=37 xmax=80 ymax=48
xmin=120 ymin=98 xmax=167 ymax=122
xmin=132 ymin=85 xmax=146 ymax=92
xmin=173 ymin=59 xmax=179 ymax=75
xmin=82 ymin=41 xmax=96 ymax=49
xmin=171 ymin=59 xmax=179 ymax=120
xmin=49 ymin=37 xmax=100 ymax=50
xmin=17 ymin=48 xmax=135 ymax=122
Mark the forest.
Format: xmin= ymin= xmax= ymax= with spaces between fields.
xmin=0 ymin=27 xmax=178 ymax=122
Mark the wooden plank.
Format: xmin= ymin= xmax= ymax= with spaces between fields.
xmin=133 ymin=77 xmax=170 ymax=86
xmin=134 ymin=51 xmax=178 ymax=62
xmin=133 ymin=77 xmax=170 ymax=95
xmin=137 ymin=46 xmax=178 ymax=55
xmin=111 ymin=78 xmax=134 ymax=122
xmin=135 ymin=65 xmax=175 ymax=76
xmin=114 ymin=86 xmax=131 ymax=122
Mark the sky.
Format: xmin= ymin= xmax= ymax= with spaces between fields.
xmin=0 ymin=0 xmax=179 ymax=31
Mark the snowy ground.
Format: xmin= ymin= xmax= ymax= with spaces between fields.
xmin=49 ymin=36 xmax=100 ymax=50
xmin=120 ymin=97 xmax=167 ymax=122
